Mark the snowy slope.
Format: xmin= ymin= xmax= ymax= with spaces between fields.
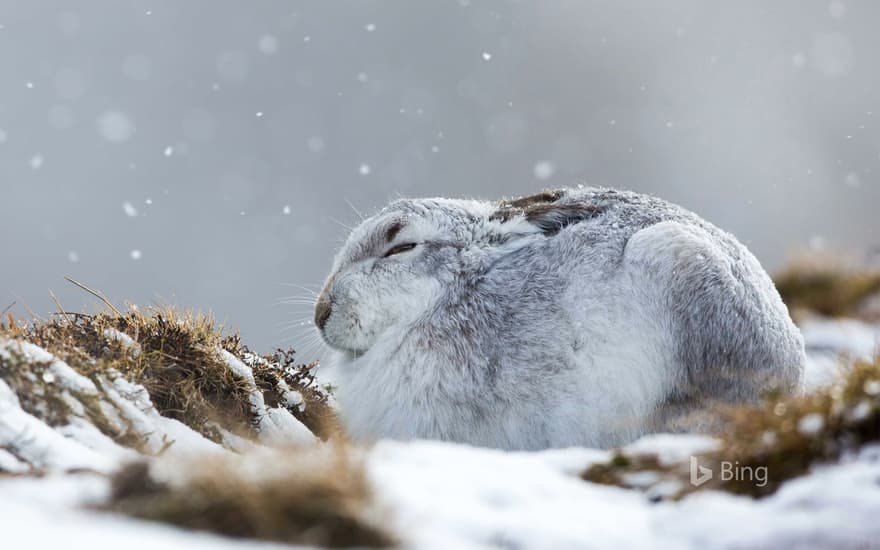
xmin=1 ymin=318 xmax=879 ymax=549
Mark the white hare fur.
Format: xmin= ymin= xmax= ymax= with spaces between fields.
xmin=314 ymin=187 xmax=805 ymax=450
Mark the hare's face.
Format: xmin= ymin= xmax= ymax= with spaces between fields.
xmin=315 ymin=204 xmax=466 ymax=355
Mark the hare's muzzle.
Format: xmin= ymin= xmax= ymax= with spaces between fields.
xmin=314 ymin=293 xmax=332 ymax=330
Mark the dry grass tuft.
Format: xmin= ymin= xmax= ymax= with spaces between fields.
xmin=247 ymin=347 xmax=340 ymax=440
xmin=0 ymin=305 xmax=336 ymax=446
xmin=107 ymin=447 xmax=394 ymax=548
xmin=0 ymin=346 xmax=74 ymax=428
xmin=774 ymin=253 xmax=880 ymax=320
xmin=715 ymin=358 xmax=880 ymax=496
xmin=583 ymin=358 xmax=880 ymax=499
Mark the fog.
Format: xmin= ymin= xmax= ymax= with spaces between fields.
xmin=1 ymin=1 xmax=877 ymax=354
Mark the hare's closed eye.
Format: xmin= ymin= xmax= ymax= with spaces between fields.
xmin=382 ymin=242 xmax=417 ymax=258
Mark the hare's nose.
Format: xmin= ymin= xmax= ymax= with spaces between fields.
xmin=314 ymin=294 xmax=332 ymax=330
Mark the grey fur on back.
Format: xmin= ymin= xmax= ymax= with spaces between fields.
xmin=315 ymin=187 xmax=805 ymax=449
xmin=549 ymin=189 xmax=804 ymax=430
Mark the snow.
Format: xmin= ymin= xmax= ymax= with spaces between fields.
xmin=829 ymin=1 xmax=847 ymax=19
xmin=0 ymin=448 xmax=28 ymax=473
xmin=97 ymin=111 xmax=134 ymax=143
xmin=369 ymin=441 xmax=654 ymax=549
xmin=620 ymin=433 xmax=719 ymax=466
xmin=801 ymin=318 xmax=879 ymax=360
xmin=533 ymin=161 xmax=555 ymax=180
xmin=367 ymin=441 xmax=880 ymax=549
xmin=257 ymin=35 xmax=279 ymax=55
xmin=797 ymin=412 xmax=825 ymax=435
xmin=2 ymin=435 xmax=878 ymax=549
xmin=122 ymin=201 xmax=139 ymax=217
xmin=103 ymin=328 xmax=142 ymax=356
xmin=1 ymin=339 xmax=99 ymax=396
xmin=0 ymin=475 xmax=291 ymax=550
xmin=657 ymin=446 xmax=880 ymax=548
xmin=800 ymin=317 xmax=879 ymax=390
xmin=56 ymin=417 xmax=139 ymax=463
xmin=0 ymin=379 xmax=116 ymax=472
xmin=220 ymin=350 xmax=315 ymax=445
xmin=102 ymin=373 xmax=224 ymax=458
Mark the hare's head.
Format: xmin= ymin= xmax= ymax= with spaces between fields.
xmin=314 ymin=198 xmax=485 ymax=355
xmin=314 ymin=191 xmax=599 ymax=355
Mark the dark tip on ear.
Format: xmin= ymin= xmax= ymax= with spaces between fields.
xmin=384 ymin=221 xmax=403 ymax=242
xmin=501 ymin=189 xmax=565 ymax=210
xmin=490 ymin=190 xmax=601 ymax=236
xmin=490 ymin=189 xmax=566 ymax=223
xmin=523 ymin=203 xmax=601 ymax=236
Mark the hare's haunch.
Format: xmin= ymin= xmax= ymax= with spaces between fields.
xmin=314 ymin=187 xmax=805 ymax=450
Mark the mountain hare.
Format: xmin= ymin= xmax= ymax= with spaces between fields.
xmin=314 ymin=187 xmax=805 ymax=450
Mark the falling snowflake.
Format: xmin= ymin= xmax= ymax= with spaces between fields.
xmin=258 ymin=34 xmax=279 ymax=55
xmin=365 ymin=23 xmax=376 ymax=32
xmin=358 ymin=163 xmax=371 ymax=175
xmin=30 ymin=155 xmax=44 ymax=170
xmin=482 ymin=52 xmax=492 ymax=61
xmin=533 ymin=161 xmax=555 ymax=180
xmin=829 ymin=1 xmax=847 ymax=18
xmin=97 ymin=110 xmax=134 ymax=143
xmin=163 ymin=146 xmax=174 ymax=157
xmin=122 ymin=201 xmax=138 ymax=217
xmin=283 ymin=205 xmax=292 ymax=215
xmin=130 ymin=249 xmax=142 ymax=260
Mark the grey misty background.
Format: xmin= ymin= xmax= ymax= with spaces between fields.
xmin=1 ymin=1 xmax=878 ymax=357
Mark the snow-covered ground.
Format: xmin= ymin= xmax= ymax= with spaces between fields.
xmin=1 ymin=317 xmax=879 ymax=549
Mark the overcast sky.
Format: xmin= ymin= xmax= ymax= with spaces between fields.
xmin=1 ymin=0 xmax=877 ymax=355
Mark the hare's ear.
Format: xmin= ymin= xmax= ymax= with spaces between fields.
xmin=491 ymin=190 xmax=601 ymax=236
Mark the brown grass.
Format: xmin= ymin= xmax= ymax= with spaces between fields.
xmin=774 ymin=253 xmax=880 ymax=320
xmin=582 ymin=358 xmax=880 ymax=498
xmin=0 ymin=306 xmax=337 ymax=448
xmin=107 ymin=447 xmax=393 ymax=548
